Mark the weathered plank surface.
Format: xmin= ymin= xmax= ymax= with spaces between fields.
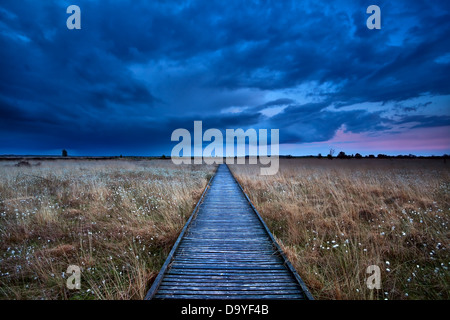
xmin=145 ymin=164 xmax=313 ymax=300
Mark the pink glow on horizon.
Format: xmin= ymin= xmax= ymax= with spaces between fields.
xmin=283 ymin=126 xmax=450 ymax=155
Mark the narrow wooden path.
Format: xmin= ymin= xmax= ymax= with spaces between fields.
xmin=145 ymin=164 xmax=313 ymax=300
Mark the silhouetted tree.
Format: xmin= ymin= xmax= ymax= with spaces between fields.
xmin=62 ymin=149 xmax=68 ymax=157
xmin=318 ymin=153 xmax=322 ymax=159
xmin=355 ymin=153 xmax=363 ymax=159
xmin=337 ymin=151 xmax=347 ymax=159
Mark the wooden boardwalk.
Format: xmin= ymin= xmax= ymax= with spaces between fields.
xmin=145 ymin=164 xmax=313 ymax=300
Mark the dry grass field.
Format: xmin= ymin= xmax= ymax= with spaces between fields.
xmin=1 ymin=158 xmax=448 ymax=300
xmin=0 ymin=159 xmax=215 ymax=299
xmin=230 ymin=158 xmax=449 ymax=300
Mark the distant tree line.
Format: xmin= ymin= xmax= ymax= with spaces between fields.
xmin=56 ymin=148 xmax=448 ymax=161
xmin=317 ymin=151 xmax=450 ymax=160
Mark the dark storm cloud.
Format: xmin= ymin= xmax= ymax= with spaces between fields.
xmin=0 ymin=0 xmax=449 ymax=155
xmin=396 ymin=115 xmax=450 ymax=129
xmin=267 ymin=101 xmax=392 ymax=144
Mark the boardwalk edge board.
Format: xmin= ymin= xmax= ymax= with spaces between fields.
xmin=227 ymin=165 xmax=314 ymax=300
xmin=144 ymin=166 xmax=219 ymax=300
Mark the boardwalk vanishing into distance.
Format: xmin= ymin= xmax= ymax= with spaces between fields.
xmin=145 ymin=164 xmax=313 ymax=300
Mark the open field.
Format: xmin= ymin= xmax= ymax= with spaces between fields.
xmin=230 ymin=158 xmax=450 ymax=300
xmin=0 ymin=159 xmax=215 ymax=299
xmin=1 ymin=158 xmax=448 ymax=300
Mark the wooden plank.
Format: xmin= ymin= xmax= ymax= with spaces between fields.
xmin=159 ymin=284 xmax=301 ymax=290
xmin=173 ymin=257 xmax=281 ymax=262
xmin=156 ymin=289 xmax=303 ymax=295
xmin=162 ymin=277 xmax=297 ymax=281
xmin=162 ymin=278 xmax=297 ymax=283
xmin=169 ymin=265 xmax=288 ymax=270
xmin=166 ymin=270 xmax=293 ymax=276
xmin=154 ymin=294 xmax=304 ymax=300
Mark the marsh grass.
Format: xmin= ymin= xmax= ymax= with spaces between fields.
xmin=0 ymin=159 xmax=215 ymax=300
xmin=230 ymin=159 xmax=449 ymax=300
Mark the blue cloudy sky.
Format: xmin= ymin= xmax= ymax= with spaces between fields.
xmin=1 ymin=0 xmax=449 ymax=156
